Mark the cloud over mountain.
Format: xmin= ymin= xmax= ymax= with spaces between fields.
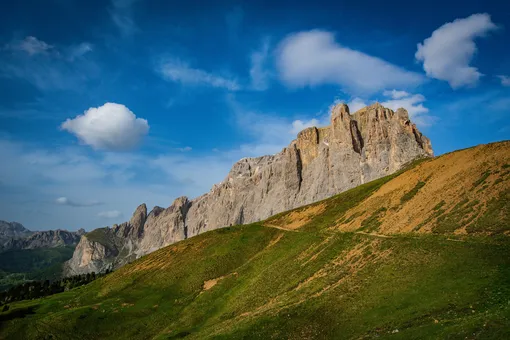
xmin=56 ymin=197 xmax=102 ymax=207
xmin=61 ymin=103 xmax=149 ymax=151
xmin=276 ymin=30 xmax=424 ymax=94
xmin=159 ymin=59 xmax=240 ymax=91
xmin=98 ymin=210 xmax=122 ymax=218
xmin=416 ymin=13 xmax=498 ymax=88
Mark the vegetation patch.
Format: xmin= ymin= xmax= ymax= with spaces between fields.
xmin=473 ymin=170 xmax=491 ymax=188
xmin=400 ymin=181 xmax=426 ymax=203
xmin=86 ymin=228 xmax=111 ymax=244
xmin=432 ymin=198 xmax=479 ymax=234
xmin=466 ymin=189 xmax=510 ymax=234
xmin=360 ymin=207 xmax=387 ymax=233
xmin=413 ymin=200 xmax=446 ymax=232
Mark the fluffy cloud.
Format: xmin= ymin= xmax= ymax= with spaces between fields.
xmin=250 ymin=39 xmax=271 ymax=91
xmin=328 ymin=98 xmax=368 ymax=114
xmin=497 ymin=75 xmax=510 ymax=87
xmin=290 ymin=118 xmax=322 ymax=135
xmin=276 ymin=30 xmax=423 ymax=94
xmin=347 ymin=98 xmax=368 ymax=113
xmin=416 ymin=13 xmax=498 ymax=88
xmin=61 ymin=103 xmax=149 ymax=151
xmin=159 ymin=59 xmax=240 ymax=91
xmin=98 ymin=210 xmax=122 ymax=218
xmin=333 ymin=91 xmax=434 ymax=127
xmin=56 ymin=197 xmax=102 ymax=207
xmin=381 ymin=91 xmax=435 ymax=127
xmin=383 ymin=90 xmax=410 ymax=99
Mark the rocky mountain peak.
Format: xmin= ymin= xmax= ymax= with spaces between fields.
xmin=129 ymin=203 xmax=147 ymax=234
xmin=331 ymin=103 xmax=350 ymax=120
xmin=0 ymin=220 xmax=31 ymax=239
xmin=65 ymin=102 xmax=434 ymax=276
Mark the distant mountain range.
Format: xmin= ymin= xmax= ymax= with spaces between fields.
xmin=0 ymin=221 xmax=84 ymax=252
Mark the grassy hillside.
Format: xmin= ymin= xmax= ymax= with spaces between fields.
xmin=0 ymin=246 xmax=75 ymax=291
xmin=1 ymin=142 xmax=509 ymax=339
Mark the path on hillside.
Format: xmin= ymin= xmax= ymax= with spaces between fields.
xmin=263 ymin=224 xmax=495 ymax=245
xmin=263 ymin=224 xmax=300 ymax=232
xmin=354 ymin=231 xmax=393 ymax=238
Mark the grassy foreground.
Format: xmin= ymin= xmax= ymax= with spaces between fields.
xmin=1 ymin=142 xmax=509 ymax=339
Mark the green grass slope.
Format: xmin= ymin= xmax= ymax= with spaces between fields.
xmin=0 ymin=246 xmax=75 ymax=291
xmin=1 ymin=142 xmax=509 ymax=339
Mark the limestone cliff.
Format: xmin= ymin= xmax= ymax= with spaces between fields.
xmin=65 ymin=103 xmax=433 ymax=275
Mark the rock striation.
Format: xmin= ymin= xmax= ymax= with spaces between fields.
xmin=65 ymin=103 xmax=433 ymax=275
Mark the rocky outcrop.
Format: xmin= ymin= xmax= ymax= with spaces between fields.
xmin=65 ymin=103 xmax=433 ymax=275
xmin=63 ymin=228 xmax=127 ymax=275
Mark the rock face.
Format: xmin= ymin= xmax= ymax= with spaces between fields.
xmin=65 ymin=103 xmax=433 ymax=275
xmin=0 ymin=220 xmax=84 ymax=252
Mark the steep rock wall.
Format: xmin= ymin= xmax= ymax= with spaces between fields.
xmin=65 ymin=103 xmax=433 ymax=275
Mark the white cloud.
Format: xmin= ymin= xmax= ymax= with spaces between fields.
xmin=56 ymin=196 xmax=102 ymax=207
xmin=159 ymin=59 xmax=240 ymax=91
xmin=61 ymin=103 xmax=149 ymax=151
xmin=176 ymin=146 xmax=192 ymax=152
xmin=290 ymin=119 xmax=321 ymax=135
xmin=329 ymin=92 xmax=434 ymax=127
xmin=381 ymin=93 xmax=428 ymax=116
xmin=383 ymin=89 xmax=410 ymax=99
xmin=250 ymin=39 xmax=271 ymax=91
xmin=98 ymin=210 xmax=122 ymax=219
xmin=347 ymin=98 xmax=368 ymax=113
xmin=276 ymin=30 xmax=423 ymax=94
xmin=381 ymin=91 xmax=435 ymax=127
xmin=5 ymin=36 xmax=53 ymax=55
xmin=497 ymin=75 xmax=510 ymax=87
xmin=416 ymin=13 xmax=498 ymax=88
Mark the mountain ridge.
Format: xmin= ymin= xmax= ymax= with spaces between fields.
xmin=65 ymin=102 xmax=433 ymax=275
xmin=0 ymin=221 xmax=84 ymax=252
xmin=2 ymin=141 xmax=509 ymax=339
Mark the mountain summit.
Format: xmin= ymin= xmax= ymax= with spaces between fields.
xmin=65 ymin=103 xmax=433 ymax=275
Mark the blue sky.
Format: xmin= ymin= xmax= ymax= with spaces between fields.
xmin=0 ymin=0 xmax=509 ymax=231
